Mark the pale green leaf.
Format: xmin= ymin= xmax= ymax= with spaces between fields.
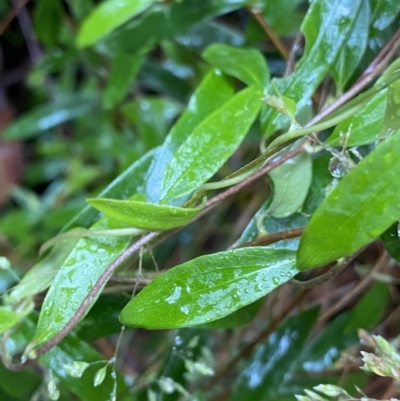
xmin=87 ymin=198 xmax=201 ymax=230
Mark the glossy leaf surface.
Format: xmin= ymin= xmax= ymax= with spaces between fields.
xmin=331 ymin=0 xmax=370 ymax=89
xmin=160 ymin=86 xmax=262 ymax=203
xmin=202 ymin=43 xmax=269 ymax=87
xmin=28 ymin=218 xmax=131 ymax=350
xmin=77 ymin=0 xmax=156 ymax=47
xmin=120 ymin=247 xmax=298 ymax=329
xmin=146 ymin=70 xmax=233 ymax=203
xmin=379 ymin=79 xmax=400 ymax=138
xmin=229 ymin=308 xmax=318 ymax=401
xmin=3 ymin=93 xmax=98 ymax=140
xmin=381 ymin=223 xmax=400 ymax=262
xmin=268 ymin=151 xmax=312 ymax=218
xmin=326 ymin=89 xmax=386 ymax=146
xmin=261 ymin=0 xmax=364 ymax=135
xmin=297 ymin=131 xmax=400 ymax=270
xmin=87 ymin=198 xmax=201 ymax=230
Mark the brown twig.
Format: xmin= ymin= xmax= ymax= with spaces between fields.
xmin=284 ymin=32 xmax=303 ymax=77
xmin=0 ymin=0 xmax=30 ymax=36
xmin=236 ymin=228 xmax=304 ymax=248
xmin=317 ymin=249 xmax=389 ymax=324
xmin=248 ymin=8 xmax=289 ymax=60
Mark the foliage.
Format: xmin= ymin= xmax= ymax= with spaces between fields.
xmin=1 ymin=0 xmax=400 ymax=400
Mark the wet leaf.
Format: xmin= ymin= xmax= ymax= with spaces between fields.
xmin=87 ymin=198 xmax=202 ymax=230
xmin=101 ymin=0 xmax=248 ymax=54
xmin=103 ymin=54 xmax=143 ymax=109
xmin=93 ymin=365 xmax=108 ymax=387
xmin=0 ymin=306 xmax=22 ymax=334
xmin=27 ymin=218 xmax=132 ymax=351
xmin=119 ymin=247 xmax=298 ymax=329
xmin=381 ymin=222 xmax=400 ymax=262
xmin=369 ymin=0 xmax=400 ymax=50
xmin=3 ymin=93 xmax=98 ymax=140
xmin=297 ymin=131 xmax=400 ymax=269
xmin=77 ymin=0 xmax=156 ymax=48
xmin=146 ymin=69 xmax=233 ymax=203
xmin=261 ymin=0 xmax=365 ymax=135
xmin=202 ymin=44 xmax=269 ymax=87
xmin=268 ymin=151 xmax=312 ymax=218
xmin=326 ymin=89 xmax=386 ymax=147
xmin=63 ymin=147 xmax=158 ymax=231
xmin=229 ymin=308 xmax=319 ymax=401
xmin=160 ymin=86 xmax=262 ymax=203
xmin=331 ymin=0 xmax=370 ymax=89
xmin=196 ymin=298 xmax=264 ymax=329
xmin=379 ymin=79 xmax=400 ymax=138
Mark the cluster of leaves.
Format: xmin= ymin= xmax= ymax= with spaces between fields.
xmin=1 ymin=0 xmax=400 ymax=400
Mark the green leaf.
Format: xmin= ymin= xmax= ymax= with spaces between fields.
xmin=34 ymin=0 xmax=64 ymax=47
xmin=146 ymin=69 xmax=233 ymax=203
xmin=160 ymin=86 xmax=262 ymax=203
xmin=325 ymin=89 xmax=386 ymax=147
xmin=331 ymin=0 xmax=370 ymax=89
xmin=369 ymin=0 xmax=400 ymax=50
xmin=0 ymin=306 xmax=22 ymax=334
xmin=119 ymin=247 xmax=298 ymax=329
xmin=381 ymin=223 xmax=400 ymax=262
xmin=261 ymin=0 xmax=365 ymax=135
xmin=268 ymin=151 xmax=312 ymax=218
xmin=260 ymin=0 xmax=303 ymax=36
xmin=63 ymin=147 xmax=158 ymax=231
xmin=87 ymin=198 xmax=202 ymax=230
xmin=3 ymin=93 xmax=98 ymax=140
xmin=297 ymin=131 xmax=400 ymax=270
xmin=196 ymin=298 xmax=264 ymax=329
xmin=77 ymin=0 xmax=156 ymax=48
xmin=122 ymin=97 xmax=182 ymax=150
xmin=93 ymin=365 xmax=108 ymax=387
xmin=101 ymin=0 xmax=248 ymax=54
xmin=27 ymin=218 xmax=132 ymax=351
xmin=379 ymin=79 xmax=400 ymax=138
xmin=202 ymin=44 xmax=269 ymax=87
xmin=229 ymin=308 xmax=319 ymax=401
xmin=103 ymin=54 xmax=143 ymax=109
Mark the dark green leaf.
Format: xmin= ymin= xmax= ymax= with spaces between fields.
xmin=146 ymin=69 xmax=233 ymax=203
xmin=77 ymin=0 xmax=156 ymax=47
xmin=101 ymin=0 xmax=248 ymax=54
xmin=103 ymin=54 xmax=143 ymax=109
xmin=202 ymin=44 xmax=269 ymax=87
xmin=34 ymin=0 xmax=64 ymax=47
xmin=175 ymin=20 xmax=244 ymax=53
xmin=331 ymin=0 xmax=370 ymax=89
xmin=3 ymin=93 xmax=98 ymax=140
xmin=326 ymin=89 xmax=386 ymax=147
xmin=160 ymin=86 xmax=262 ymax=203
xmin=229 ymin=308 xmax=319 ymax=401
xmin=381 ymin=223 xmax=400 ymax=262
xmin=87 ymin=198 xmax=202 ymax=230
xmin=119 ymin=247 xmax=298 ymax=329
xmin=297 ymin=131 xmax=400 ymax=269
xmin=261 ymin=0 xmax=365 ymax=135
